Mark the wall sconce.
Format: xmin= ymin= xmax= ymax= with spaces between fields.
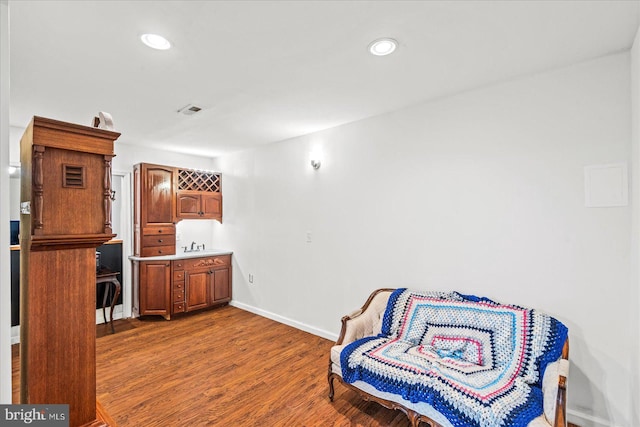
xmin=309 ymin=149 xmax=323 ymax=170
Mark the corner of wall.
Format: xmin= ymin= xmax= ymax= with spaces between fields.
xmin=0 ymin=0 xmax=12 ymax=404
xmin=629 ymin=20 xmax=640 ymax=427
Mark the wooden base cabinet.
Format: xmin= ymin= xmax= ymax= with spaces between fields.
xmin=213 ymin=267 xmax=230 ymax=302
xmin=181 ymin=255 xmax=231 ymax=313
xmin=138 ymin=261 xmax=171 ymax=319
xmin=136 ymin=254 xmax=231 ymax=319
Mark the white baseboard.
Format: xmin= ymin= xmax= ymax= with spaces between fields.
xmin=230 ymin=300 xmax=339 ymax=342
xmin=11 ymin=306 xmax=125 ymax=345
xmin=567 ymin=409 xmax=624 ymax=427
xmin=230 ymin=301 xmax=627 ymax=427
xmin=95 ymin=304 xmax=124 ymax=325
xmin=10 ymin=326 xmax=19 ymax=345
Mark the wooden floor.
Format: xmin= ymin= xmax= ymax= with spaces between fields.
xmin=12 ymin=306 xmax=412 ymax=426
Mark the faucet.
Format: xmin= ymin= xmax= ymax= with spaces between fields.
xmin=190 ymin=241 xmax=196 ymax=251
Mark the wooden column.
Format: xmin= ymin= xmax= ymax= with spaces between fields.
xmin=19 ymin=116 xmax=120 ymax=427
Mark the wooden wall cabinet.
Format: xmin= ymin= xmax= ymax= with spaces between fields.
xmin=133 ymin=164 xmax=223 ymax=256
xmin=20 ymin=116 xmax=120 ymax=427
xmin=176 ymin=168 xmax=222 ymax=221
xmin=133 ymin=163 xmax=176 ymax=256
xmin=176 ymin=191 xmax=222 ymax=219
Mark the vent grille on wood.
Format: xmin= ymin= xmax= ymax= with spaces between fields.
xmin=63 ymin=165 xmax=85 ymax=188
xmin=177 ymin=169 xmax=220 ymax=192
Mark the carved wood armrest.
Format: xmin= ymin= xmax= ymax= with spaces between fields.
xmin=553 ymin=338 xmax=569 ymax=427
xmin=335 ymin=288 xmax=394 ymax=346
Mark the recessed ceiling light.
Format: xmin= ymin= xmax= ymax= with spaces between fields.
xmin=140 ymin=33 xmax=171 ymax=50
xmin=368 ymin=38 xmax=398 ymax=56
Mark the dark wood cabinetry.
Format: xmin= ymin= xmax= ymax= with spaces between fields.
xmin=176 ymin=191 xmax=222 ymax=219
xmin=176 ymin=168 xmax=222 ymax=221
xmin=182 ymin=255 xmax=231 ymax=311
xmin=184 ymin=267 xmax=210 ymax=311
xmin=134 ymin=163 xmax=176 ymax=257
xmin=133 ymin=163 xmax=227 ymax=320
xmin=135 ymin=253 xmax=231 ymax=320
xmin=19 ymin=116 xmax=119 ymax=427
xmin=138 ymin=261 xmax=171 ymax=318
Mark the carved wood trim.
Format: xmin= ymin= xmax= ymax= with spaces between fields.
xmin=328 ymin=372 xmax=444 ymax=427
xmin=335 ymin=288 xmax=395 ymax=346
xmin=30 ymin=233 xmax=116 ymax=250
xmin=103 ymin=155 xmax=114 ymax=234
xmin=554 ymin=338 xmax=570 ymax=427
xmin=192 ymin=258 xmax=224 ymax=268
xmin=32 ymin=145 xmax=45 ymax=232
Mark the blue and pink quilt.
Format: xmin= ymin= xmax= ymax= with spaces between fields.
xmin=340 ymin=289 xmax=568 ymax=427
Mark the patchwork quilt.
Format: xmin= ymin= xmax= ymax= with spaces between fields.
xmin=341 ymin=289 xmax=568 ymax=427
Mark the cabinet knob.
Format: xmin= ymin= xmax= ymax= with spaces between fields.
xmin=158 ymin=239 xmax=163 ymax=243
xmin=158 ymin=230 xmax=163 ymax=233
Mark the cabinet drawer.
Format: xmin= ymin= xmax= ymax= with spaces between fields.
xmin=173 ymin=270 xmax=185 ymax=281
xmin=141 ymin=245 xmax=175 ymax=257
xmin=173 ymin=289 xmax=185 ymax=303
xmin=183 ymin=255 xmax=231 ymax=270
xmin=143 ymin=225 xmax=175 ymax=236
xmin=173 ymin=260 xmax=185 ymax=270
xmin=142 ymin=234 xmax=176 ymax=248
xmin=173 ymin=302 xmax=185 ymax=314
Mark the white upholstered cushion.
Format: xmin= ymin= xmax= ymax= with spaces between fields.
xmin=340 ymin=291 xmax=391 ymax=345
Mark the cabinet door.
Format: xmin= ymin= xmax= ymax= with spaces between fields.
xmin=176 ymin=191 xmax=202 ymax=219
xmin=139 ymin=261 xmax=171 ymax=316
xmin=143 ymin=164 xmax=175 ymax=225
xmin=185 ymin=268 xmax=210 ymax=311
xmin=212 ymin=267 xmax=231 ymax=303
xmin=201 ymin=193 xmax=222 ymax=220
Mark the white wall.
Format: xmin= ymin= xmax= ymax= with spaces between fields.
xmin=627 ymin=12 xmax=640 ymax=427
xmin=0 ymin=0 xmax=10 ymax=403
xmin=213 ymin=53 xmax=633 ymax=427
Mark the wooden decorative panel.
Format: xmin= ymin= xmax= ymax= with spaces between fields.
xmin=63 ymin=164 xmax=85 ymax=188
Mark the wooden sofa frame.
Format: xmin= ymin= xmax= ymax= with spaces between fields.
xmin=327 ymin=288 xmax=570 ymax=427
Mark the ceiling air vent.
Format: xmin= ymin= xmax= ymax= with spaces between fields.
xmin=177 ymin=104 xmax=202 ymax=116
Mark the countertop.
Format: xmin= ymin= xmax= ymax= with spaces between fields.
xmin=128 ymin=249 xmax=233 ymax=262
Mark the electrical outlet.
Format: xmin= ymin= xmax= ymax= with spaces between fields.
xmin=306 ymin=231 xmax=312 ymax=243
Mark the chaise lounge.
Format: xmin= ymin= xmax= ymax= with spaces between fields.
xmin=328 ymin=288 xmax=569 ymax=427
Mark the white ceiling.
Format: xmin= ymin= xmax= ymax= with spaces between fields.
xmin=9 ymin=1 xmax=640 ymax=157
